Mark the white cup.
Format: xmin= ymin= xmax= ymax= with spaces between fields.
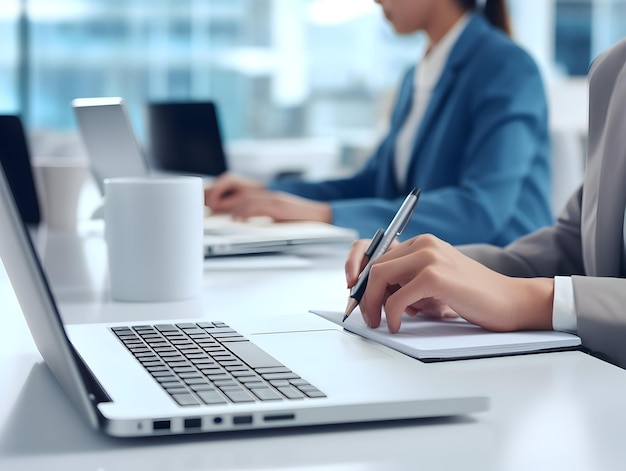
xmin=32 ymin=157 xmax=89 ymax=231
xmin=104 ymin=176 xmax=204 ymax=302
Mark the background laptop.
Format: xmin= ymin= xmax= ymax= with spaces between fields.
xmin=0 ymin=115 xmax=41 ymax=225
xmin=0 ymin=163 xmax=488 ymax=437
xmin=72 ymin=97 xmax=148 ymax=195
xmin=72 ymin=97 xmax=358 ymax=256
xmin=146 ymin=101 xmax=228 ymax=177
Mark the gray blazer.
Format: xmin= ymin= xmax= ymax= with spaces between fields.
xmin=460 ymin=38 xmax=626 ymax=368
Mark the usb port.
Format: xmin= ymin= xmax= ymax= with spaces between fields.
xmin=233 ymin=415 xmax=253 ymax=425
xmin=184 ymin=418 xmax=202 ymax=430
xmin=153 ymin=420 xmax=171 ymax=431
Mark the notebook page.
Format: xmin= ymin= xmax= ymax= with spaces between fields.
xmin=312 ymin=310 xmax=581 ymax=360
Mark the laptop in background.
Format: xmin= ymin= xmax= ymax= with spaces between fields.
xmin=72 ymin=97 xmax=149 ymax=194
xmin=0 ymin=163 xmax=488 ymax=437
xmin=72 ymin=97 xmax=359 ymax=256
xmin=146 ymin=101 xmax=228 ymax=178
xmin=203 ymin=215 xmax=358 ymax=256
xmin=0 ymin=115 xmax=41 ymax=225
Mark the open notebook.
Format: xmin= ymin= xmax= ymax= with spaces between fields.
xmin=313 ymin=310 xmax=581 ymax=361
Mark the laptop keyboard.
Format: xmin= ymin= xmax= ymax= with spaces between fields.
xmin=111 ymin=321 xmax=326 ymax=407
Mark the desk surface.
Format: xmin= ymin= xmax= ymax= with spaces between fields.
xmin=2 ymin=228 xmax=626 ymax=471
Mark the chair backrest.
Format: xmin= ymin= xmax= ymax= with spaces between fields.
xmin=0 ymin=115 xmax=41 ymax=225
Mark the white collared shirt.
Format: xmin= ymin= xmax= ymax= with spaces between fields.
xmin=552 ymin=276 xmax=577 ymax=333
xmin=394 ymin=14 xmax=470 ymax=187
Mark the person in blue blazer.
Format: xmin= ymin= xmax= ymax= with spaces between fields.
xmin=205 ymin=0 xmax=552 ymax=247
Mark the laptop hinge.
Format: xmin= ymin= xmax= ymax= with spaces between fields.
xmin=70 ymin=343 xmax=113 ymax=406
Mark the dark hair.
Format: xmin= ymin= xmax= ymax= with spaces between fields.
xmin=455 ymin=0 xmax=512 ymax=36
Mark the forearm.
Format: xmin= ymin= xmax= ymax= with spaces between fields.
xmin=510 ymin=277 xmax=554 ymax=331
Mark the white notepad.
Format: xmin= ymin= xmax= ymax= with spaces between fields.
xmin=312 ymin=310 xmax=582 ymax=361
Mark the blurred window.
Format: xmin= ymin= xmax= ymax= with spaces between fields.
xmin=2 ymin=0 xmax=626 ymax=142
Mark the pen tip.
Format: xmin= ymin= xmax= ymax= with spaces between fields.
xmin=342 ymin=298 xmax=358 ymax=322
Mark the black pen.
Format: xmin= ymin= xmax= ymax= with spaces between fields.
xmin=343 ymin=188 xmax=421 ymax=322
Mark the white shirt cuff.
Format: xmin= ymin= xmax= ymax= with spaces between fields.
xmin=552 ymin=276 xmax=578 ymax=334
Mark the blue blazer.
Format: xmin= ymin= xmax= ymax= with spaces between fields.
xmin=269 ymin=13 xmax=552 ymax=246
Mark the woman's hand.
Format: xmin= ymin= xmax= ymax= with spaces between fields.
xmin=345 ymin=234 xmax=554 ymax=333
xmin=205 ymin=174 xmax=331 ymax=223
xmin=204 ymin=173 xmax=266 ymax=213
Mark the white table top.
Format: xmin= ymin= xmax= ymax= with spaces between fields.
xmin=2 ymin=227 xmax=626 ymax=471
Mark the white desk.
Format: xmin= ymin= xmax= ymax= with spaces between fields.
xmin=2 ymin=229 xmax=626 ymax=471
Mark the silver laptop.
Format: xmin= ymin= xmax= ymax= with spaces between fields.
xmin=72 ymin=97 xmax=358 ymax=256
xmin=0 ymin=164 xmax=487 ymax=437
xmin=72 ymin=97 xmax=149 ymax=195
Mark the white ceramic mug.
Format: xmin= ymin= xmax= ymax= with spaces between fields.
xmin=104 ymin=176 xmax=204 ymax=302
xmin=32 ymin=157 xmax=89 ymax=231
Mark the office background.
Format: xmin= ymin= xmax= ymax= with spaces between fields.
xmin=1 ymin=0 xmax=625 ymax=211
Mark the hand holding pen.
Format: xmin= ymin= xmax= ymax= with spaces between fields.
xmin=343 ymin=188 xmax=421 ymax=321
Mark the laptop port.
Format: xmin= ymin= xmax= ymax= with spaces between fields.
xmin=153 ymin=420 xmax=171 ymax=431
xmin=263 ymin=413 xmax=295 ymax=422
xmin=184 ymin=418 xmax=202 ymax=430
xmin=233 ymin=415 xmax=253 ymax=425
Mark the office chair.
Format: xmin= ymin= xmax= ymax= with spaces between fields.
xmin=0 ymin=115 xmax=41 ymax=225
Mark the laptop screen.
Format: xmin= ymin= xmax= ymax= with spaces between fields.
xmin=73 ymin=97 xmax=149 ymax=194
xmin=0 ymin=163 xmax=101 ymax=429
xmin=146 ymin=101 xmax=228 ymax=177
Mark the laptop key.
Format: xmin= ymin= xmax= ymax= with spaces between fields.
xmin=261 ymin=372 xmax=300 ymax=381
xmin=184 ymin=378 xmax=209 ymax=385
xmin=276 ymin=386 xmax=305 ymax=399
xmin=255 ymin=366 xmax=292 ymax=375
xmin=161 ymin=381 xmax=184 ymax=389
xmin=222 ymin=389 xmax=255 ymax=403
xmin=155 ymin=375 xmax=178 ymax=383
xmin=172 ymin=393 xmax=200 ymax=406
xmin=251 ymin=388 xmax=283 ymax=401
xmin=197 ymin=390 xmax=227 ymax=405
xmin=191 ymin=383 xmax=217 ymax=392
xmin=245 ymin=381 xmax=271 ymax=389
xmin=301 ymin=389 xmax=327 ymax=398
xmin=224 ymin=340 xmax=284 ymax=369
xmin=165 ymin=387 xmax=189 ymax=395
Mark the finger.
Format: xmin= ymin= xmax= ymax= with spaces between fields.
xmin=344 ymin=239 xmax=371 ymax=288
xmin=360 ymin=253 xmax=422 ymax=332
xmin=230 ymin=199 xmax=275 ymax=221
xmin=412 ymin=298 xmax=458 ymax=319
xmin=375 ymin=234 xmax=446 ymax=266
xmin=206 ymin=175 xmax=237 ymax=208
xmin=364 ymin=250 xmax=443 ymax=333
xmin=383 ymin=266 xmax=445 ymax=332
xmin=212 ymin=193 xmax=245 ymax=213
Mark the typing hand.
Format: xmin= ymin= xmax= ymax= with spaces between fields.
xmin=226 ymin=191 xmax=332 ymax=223
xmin=204 ymin=173 xmax=266 ymax=213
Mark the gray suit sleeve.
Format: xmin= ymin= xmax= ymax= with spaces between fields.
xmin=573 ymin=276 xmax=626 ymax=368
xmin=458 ymin=187 xmax=586 ymax=277
xmin=460 ymin=188 xmax=626 ymax=368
